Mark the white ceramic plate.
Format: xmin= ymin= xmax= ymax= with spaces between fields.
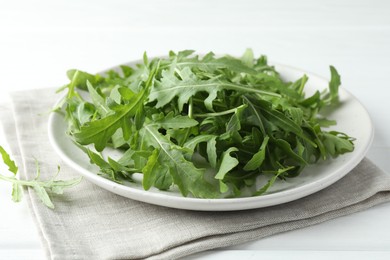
xmin=48 ymin=62 xmax=374 ymax=211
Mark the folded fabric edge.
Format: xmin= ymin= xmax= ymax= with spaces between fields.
xmin=149 ymin=191 xmax=390 ymax=260
xmin=0 ymin=102 xmax=53 ymax=260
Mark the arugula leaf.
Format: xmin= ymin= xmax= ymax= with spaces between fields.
xmin=241 ymin=48 xmax=254 ymax=68
xmin=143 ymin=124 xmax=218 ymax=198
xmin=73 ymin=87 xmax=147 ymax=151
xmin=150 ymin=67 xmax=279 ymax=112
xmin=0 ymin=146 xmax=18 ymax=175
xmin=12 ymin=182 xmax=22 ymax=202
xmin=215 ymin=147 xmax=239 ymax=180
xmin=167 ymin=50 xmax=258 ymax=74
xmin=150 ymin=67 xmax=220 ymax=112
xmin=328 ymin=66 xmax=341 ymax=104
xmin=243 ymin=136 xmax=269 ymax=171
xmin=33 ymin=184 xmax=55 ymax=209
xmin=0 ymin=145 xmax=81 ymax=208
xmin=142 ymin=149 xmax=172 ymax=190
xmin=152 ymin=111 xmax=198 ymax=129
xmin=321 ymin=131 xmax=354 ymax=158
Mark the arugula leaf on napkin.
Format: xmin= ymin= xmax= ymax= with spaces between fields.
xmin=59 ymin=49 xmax=354 ymax=198
xmin=0 ymin=145 xmax=82 ymax=208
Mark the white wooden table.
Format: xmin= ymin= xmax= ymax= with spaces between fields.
xmin=1 ymin=1 xmax=389 ymax=259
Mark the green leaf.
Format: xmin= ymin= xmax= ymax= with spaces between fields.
xmin=87 ymin=81 xmax=110 ymax=116
xmin=328 ymin=65 xmax=341 ymax=104
xmin=255 ymin=98 xmax=303 ymax=135
xmin=242 ymin=96 xmax=266 ymax=135
xmin=153 ymin=111 xmax=199 ymax=129
xmin=215 ymin=147 xmax=239 ymax=180
xmin=66 ymin=69 xmax=103 ymax=91
xmin=274 ymin=138 xmax=308 ymax=165
xmin=150 ymin=67 xmax=278 ymax=112
xmin=142 ymin=149 xmax=172 ymax=190
xmin=0 ymin=146 xmax=81 ymax=208
xmin=143 ymin=124 xmax=218 ymax=198
xmin=226 ymin=104 xmax=247 ymax=134
xmin=48 ymin=177 xmax=83 ymax=194
xmin=33 ymin=184 xmax=54 ymax=209
xmin=73 ymin=88 xmax=147 ymax=151
xmin=12 ymin=183 xmax=22 ymax=202
xmin=322 ymin=131 xmax=354 ymax=157
xmin=288 ymin=107 xmax=304 ymax=125
xmin=219 ymin=180 xmax=229 ymax=193
xmin=183 ymin=134 xmax=216 ymax=152
xmin=150 ymin=67 xmax=220 ymax=111
xmin=134 ymin=104 xmax=145 ymax=130
xmin=167 ymin=50 xmax=257 ymax=74
xmin=74 ymin=102 xmax=96 ymax=126
xmin=254 ymin=166 xmax=294 ymax=196
xmin=243 ymin=136 xmax=269 ymax=171
xmin=0 ymin=145 xmax=18 ymax=175
xmin=241 ymin=48 xmax=254 ymax=68
xmin=109 ymin=85 xmax=123 ymax=104
xmin=207 ymin=136 xmax=218 ymax=169
xmin=85 ymin=149 xmax=111 ymax=170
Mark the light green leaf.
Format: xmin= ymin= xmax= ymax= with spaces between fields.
xmin=109 ymin=85 xmax=123 ymax=104
xmin=167 ymin=50 xmax=257 ymax=74
xmin=215 ymin=147 xmax=239 ymax=180
xmin=207 ymin=136 xmax=217 ymax=169
xmin=241 ymin=48 xmax=254 ymax=68
xmin=12 ymin=183 xmax=22 ymax=202
xmin=32 ymin=184 xmax=54 ymax=209
xmin=154 ymin=111 xmax=199 ymax=129
xmin=87 ymin=81 xmax=110 ymax=116
xmin=66 ymin=69 xmax=103 ymax=92
xmin=219 ymin=180 xmax=229 ymax=193
xmin=0 ymin=145 xmax=18 ymax=175
xmin=48 ymin=177 xmax=83 ymax=195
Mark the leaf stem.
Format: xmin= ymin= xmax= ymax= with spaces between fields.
xmin=193 ymin=105 xmax=245 ymax=118
xmin=0 ymin=174 xmax=37 ymax=187
xmin=221 ymin=82 xmax=281 ymax=97
xmin=188 ymin=97 xmax=193 ymax=119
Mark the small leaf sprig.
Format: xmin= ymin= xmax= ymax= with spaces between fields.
xmin=0 ymin=145 xmax=82 ymax=209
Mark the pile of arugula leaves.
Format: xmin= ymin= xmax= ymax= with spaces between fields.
xmin=58 ymin=49 xmax=354 ymax=198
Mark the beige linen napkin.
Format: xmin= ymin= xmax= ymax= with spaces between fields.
xmin=1 ymin=88 xmax=390 ymax=260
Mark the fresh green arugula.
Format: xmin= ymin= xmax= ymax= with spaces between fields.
xmin=58 ymin=49 xmax=354 ymax=198
xmin=0 ymin=145 xmax=82 ymax=208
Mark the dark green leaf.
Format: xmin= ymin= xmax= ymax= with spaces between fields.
xmin=243 ymin=136 xmax=269 ymax=171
